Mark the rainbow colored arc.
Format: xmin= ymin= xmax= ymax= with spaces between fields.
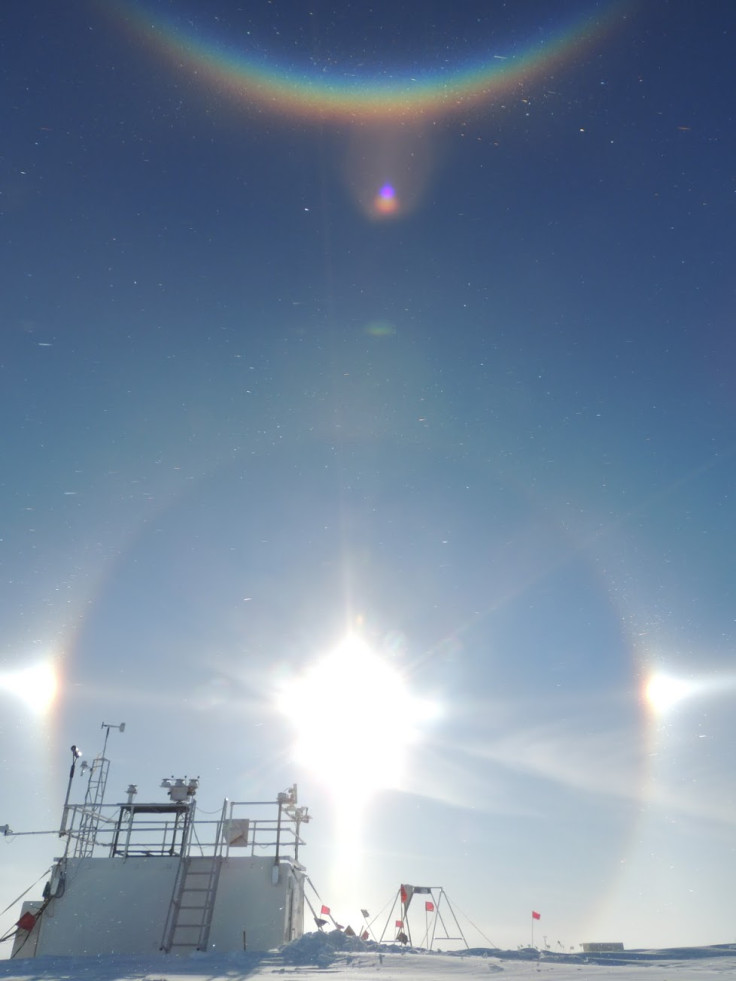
xmin=109 ymin=1 xmax=631 ymax=123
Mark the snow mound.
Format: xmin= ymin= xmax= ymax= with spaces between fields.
xmin=280 ymin=929 xmax=373 ymax=966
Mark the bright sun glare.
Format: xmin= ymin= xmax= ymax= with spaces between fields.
xmin=0 ymin=659 xmax=58 ymax=714
xmin=277 ymin=634 xmax=436 ymax=801
xmin=644 ymin=671 xmax=699 ymax=714
xmin=644 ymin=666 xmax=736 ymax=716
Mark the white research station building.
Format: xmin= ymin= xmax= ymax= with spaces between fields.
xmin=9 ymin=735 xmax=310 ymax=959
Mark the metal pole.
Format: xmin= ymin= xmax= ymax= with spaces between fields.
xmin=274 ymin=798 xmax=282 ymax=866
xmin=59 ymin=745 xmax=81 ymax=837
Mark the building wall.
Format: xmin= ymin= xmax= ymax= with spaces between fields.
xmin=23 ymin=855 xmax=303 ymax=958
xmin=35 ymin=856 xmax=179 ymax=956
xmin=209 ymin=858 xmax=303 ymax=952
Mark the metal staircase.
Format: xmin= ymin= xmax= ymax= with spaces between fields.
xmin=160 ymin=800 xmax=227 ymax=953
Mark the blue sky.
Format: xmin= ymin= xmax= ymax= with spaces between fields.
xmin=1 ymin=0 xmax=735 ymax=953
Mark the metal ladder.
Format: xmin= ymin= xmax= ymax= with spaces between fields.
xmin=160 ymin=802 xmax=226 ymax=953
xmin=74 ymin=755 xmax=110 ymax=858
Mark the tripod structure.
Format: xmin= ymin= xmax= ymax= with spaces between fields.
xmin=378 ymin=883 xmax=468 ymax=949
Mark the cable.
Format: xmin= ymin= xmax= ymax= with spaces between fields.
xmin=305 ymin=876 xmax=327 ymax=905
xmin=367 ymin=893 xmax=395 ymax=932
xmin=0 ymin=867 xmax=52 ymax=919
xmin=447 ymin=897 xmax=498 ymax=949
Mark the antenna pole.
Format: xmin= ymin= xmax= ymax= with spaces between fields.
xmin=59 ymin=745 xmax=82 ymax=837
xmin=100 ymin=721 xmax=125 ymax=760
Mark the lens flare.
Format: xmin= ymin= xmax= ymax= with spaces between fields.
xmin=343 ymin=121 xmax=438 ymax=219
xmin=373 ymin=183 xmax=398 ymax=217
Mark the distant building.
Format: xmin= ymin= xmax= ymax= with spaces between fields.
xmin=581 ymin=942 xmax=625 ymax=953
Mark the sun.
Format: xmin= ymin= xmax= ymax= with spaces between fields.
xmin=277 ymin=633 xmax=436 ymax=802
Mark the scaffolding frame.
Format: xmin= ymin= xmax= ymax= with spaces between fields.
xmin=379 ymin=884 xmax=468 ymax=950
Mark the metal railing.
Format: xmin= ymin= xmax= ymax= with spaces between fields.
xmin=60 ymin=797 xmax=307 ymax=862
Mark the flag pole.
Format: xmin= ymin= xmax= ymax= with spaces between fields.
xmin=531 ymin=911 xmax=540 ymax=948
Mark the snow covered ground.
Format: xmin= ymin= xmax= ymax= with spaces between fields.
xmin=1 ymin=931 xmax=735 ymax=981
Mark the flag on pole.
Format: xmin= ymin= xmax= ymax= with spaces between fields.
xmin=532 ymin=911 xmax=541 ymax=920
xmin=395 ymin=920 xmax=403 ymax=928
xmin=361 ymin=909 xmax=370 ymax=919
xmin=425 ymin=901 xmax=434 ymax=912
xmin=321 ymin=905 xmax=331 ymax=915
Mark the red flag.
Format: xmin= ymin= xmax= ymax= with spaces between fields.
xmin=532 ymin=910 xmax=541 ymax=920
xmin=321 ymin=905 xmax=330 ymax=915
xmin=395 ymin=919 xmax=403 ymax=928
xmin=425 ymin=901 xmax=434 ymax=912
xmin=361 ymin=930 xmax=369 ymax=940
xmin=17 ymin=912 xmax=36 ymax=931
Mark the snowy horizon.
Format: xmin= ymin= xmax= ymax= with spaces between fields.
xmin=3 ymin=930 xmax=736 ymax=981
